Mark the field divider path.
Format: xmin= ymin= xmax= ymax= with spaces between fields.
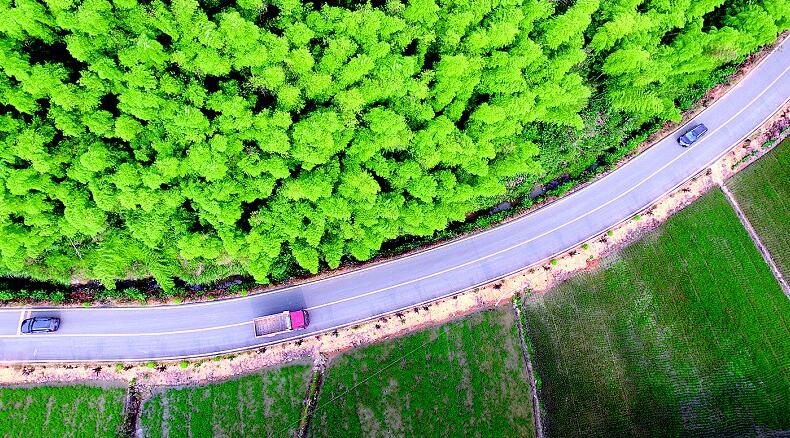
xmin=513 ymin=294 xmax=544 ymax=438
xmin=720 ymin=184 xmax=790 ymax=299
xmin=297 ymin=354 xmax=326 ymax=438
xmin=121 ymin=381 xmax=143 ymax=438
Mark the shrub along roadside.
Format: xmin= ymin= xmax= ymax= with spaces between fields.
xmin=0 ymin=277 xmax=256 ymax=305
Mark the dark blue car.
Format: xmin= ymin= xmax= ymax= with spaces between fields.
xmin=20 ymin=317 xmax=60 ymax=334
xmin=678 ymin=124 xmax=708 ymax=147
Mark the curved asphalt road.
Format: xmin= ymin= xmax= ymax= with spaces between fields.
xmin=1 ymin=39 xmax=789 ymax=363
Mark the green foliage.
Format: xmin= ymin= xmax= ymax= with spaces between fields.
xmin=0 ymin=385 xmax=126 ymax=437
xmin=311 ymin=308 xmax=535 ymax=437
xmin=591 ymin=0 xmax=781 ymax=124
xmin=525 ymin=189 xmax=790 ymax=436
xmin=0 ymin=0 xmax=786 ymax=288
xmin=0 ymin=287 xmax=64 ymax=303
xmin=0 ymin=281 xmax=166 ymax=303
xmin=139 ymin=365 xmax=312 ymax=438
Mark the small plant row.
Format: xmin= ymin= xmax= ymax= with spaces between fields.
xmin=0 ymin=279 xmax=255 ymax=305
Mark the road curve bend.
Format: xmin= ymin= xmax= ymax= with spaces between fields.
xmin=1 ymin=38 xmax=789 ymax=363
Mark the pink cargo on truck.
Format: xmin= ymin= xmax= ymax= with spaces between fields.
xmin=254 ymin=310 xmax=310 ymax=337
xmin=288 ymin=310 xmax=308 ymax=329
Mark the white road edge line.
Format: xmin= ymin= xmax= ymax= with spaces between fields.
xmin=305 ymin=62 xmax=790 ymax=311
xmin=2 ymin=77 xmax=787 ymax=355
xmin=100 ymin=94 xmax=790 ymax=364
xmin=0 ymin=320 xmax=252 ymax=338
xmin=0 ymin=36 xmax=787 ymax=316
xmin=0 ymin=41 xmax=787 ymax=363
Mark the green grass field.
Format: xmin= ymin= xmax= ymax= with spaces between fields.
xmin=139 ymin=364 xmax=312 ymax=438
xmin=0 ymin=385 xmax=126 ymax=437
xmin=524 ymin=189 xmax=790 ymax=437
xmin=310 ymin=308 xmax=535 ymax=437
xmin=728 ymin=136 xmax=790 ymax=279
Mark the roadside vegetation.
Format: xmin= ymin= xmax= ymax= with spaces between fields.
xmin=728 ymin=136 xmax=790 ymax=279
xmin=523 ymin=189 xmax=790 ymax=437
xmin=310 ymin=308 xmax=535 ymax=437
xmin=138 ymin=364 xmax=312 ymax=438
xmin=5 ymin=182 xmax=790 ymax=437
xmin=0 ymin=0 xmax=787 ymax=292
xmin=0 ymin=385 xmax=126 ymax=437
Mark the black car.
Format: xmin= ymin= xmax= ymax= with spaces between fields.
xmin=678 ymin=124 xmax=708 ymax=147
xmin=20 ymin=317 xmax=60 ymax=334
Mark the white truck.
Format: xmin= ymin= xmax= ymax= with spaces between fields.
xmin=254 ymin=310 xmax=309 ymax=337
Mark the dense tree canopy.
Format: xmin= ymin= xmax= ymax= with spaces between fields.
xmin=0 ymin=0 xmax=787 ymax=288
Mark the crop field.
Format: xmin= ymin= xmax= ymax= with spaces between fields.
xmin=728 ymin=136 xmax=790 ymax=279
xmin=524 ymin=189 xmax=790 ymax=437
xmin=139 ymin=364 xmax=312 ymax=438
xmin=310 ymin=308 xmax=535 ymax=437
xmin=0 ymin=385 xmax=126 ymax=437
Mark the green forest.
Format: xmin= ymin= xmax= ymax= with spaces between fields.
xmin=0 ymin=0 xmax=788 ymax=290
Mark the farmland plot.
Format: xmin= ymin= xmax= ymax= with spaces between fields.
xmin=0 ymin=385 xmax=126 ymax=437
xmin=728 ymin=137 xmax=790 ymax=279
xmin=525 ymin=189 xmax=790 ymax=437
xmin=310 ymin=308 xmax=535 ymax=437
xmin=139 ymin=364 xmax=312 ymax=438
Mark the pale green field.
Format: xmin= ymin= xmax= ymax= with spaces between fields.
xmin=728 ymin=136 xmax=790 ymax=279
xmin=139 ymin=365 xmax=312 ymax=438
xmin=0 ymin=385 xmax=126 ymax=438
xmin=311 ymin=308 xmax=535 ymax=437
xmin=525 ymin=189 xmax=790 ymax=437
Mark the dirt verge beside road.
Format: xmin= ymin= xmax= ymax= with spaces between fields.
xmin=1 ymin=102 xmax=789 ymax=387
